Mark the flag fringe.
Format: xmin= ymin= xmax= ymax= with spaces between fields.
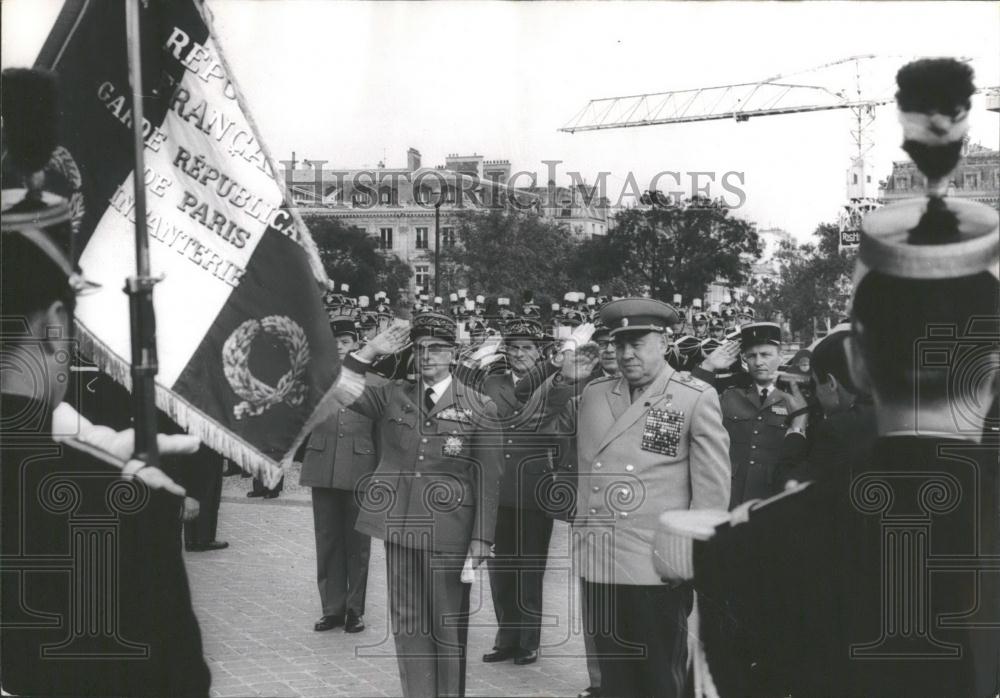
xmin=77 ymin=322 xmax=285 ymax=487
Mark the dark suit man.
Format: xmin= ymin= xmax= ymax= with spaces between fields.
xmin=481 ymin=317 xmax=554 ymax=666
xmin=299 ymin=312 xmax=502 ymax=697
xmin=302 ymin=319 xmax=385 ymax=633
xmin=720 ymin=323 xmax=802 ymax=509
xmin=551 ymin=298 xmax=731 ymax=698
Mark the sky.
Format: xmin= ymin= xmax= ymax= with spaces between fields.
xmin=3 ymin=1 xmax=998 ymax=241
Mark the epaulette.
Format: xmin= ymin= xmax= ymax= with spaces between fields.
xmin=673 ymin=371 xmax=711 ymax=392
xmin=59 ymin=436 xmax=128 ymax=469
xmin=581 ymin=374 xmax=618 ymax=393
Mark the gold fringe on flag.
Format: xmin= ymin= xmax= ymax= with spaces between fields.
xmin=77 ymin=322 xmax=286 ymax=488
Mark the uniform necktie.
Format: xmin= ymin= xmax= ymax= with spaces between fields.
xmin=424 ymin=387 xmax=436 ymax=412
xmin=760 ymin=388 xmax=769 ymax=404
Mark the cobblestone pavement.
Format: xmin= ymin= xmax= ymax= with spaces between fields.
xmin=185 ymin=484 xmax=589 ymax=698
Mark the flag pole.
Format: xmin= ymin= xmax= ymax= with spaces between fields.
xmin=124 ymin=0 xmax=162 ymax=471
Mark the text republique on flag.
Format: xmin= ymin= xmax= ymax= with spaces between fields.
xmin=35 ymin=0 xmax=336 ymax=485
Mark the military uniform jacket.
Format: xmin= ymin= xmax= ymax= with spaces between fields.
xmin=553 ymin=364 xmax=731 ymax=585
xmin=721 ymin=384 xmax=795 ymax=508
xmin=300 ymin=373 xmax=386 ymax=490
xmin=481 ymin=372 xmax=559 ymax=511
xmin=350 ymin=378 xmax=503 ymax=554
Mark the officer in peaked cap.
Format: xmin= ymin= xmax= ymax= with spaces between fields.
xmin=301 ymin=314 xmax=385 ymax=634
xmin=709 ymin=316 xmax=726 ymax=341
xmin=591 ymin=321 xmax=619 ymax=377
xmin=692 ymin=312 xmax=709 ymax=339
xmin=307 ymin=305 xmax=503 ymax=697
xmin=717 ymin=321 xmax=801 ymax=508
xmin=480 ymin=312 xmax=557 ymax=666
xmin=543 ymin=296 xmax=729 ymax=697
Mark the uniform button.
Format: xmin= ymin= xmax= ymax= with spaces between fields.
xmin=421 ymin=438 xmax=428 ymax=443
xmin=426 ymin=421 xmax=432 ymax=427
xmin=592 ymin=486 xmax=600 ymax=492
xmin=749 ymin=460 xmax=755 ymax=465
xmin=456 ymin=497 xmax=462 ymax=503
xmin=452 ymin=430 xmax=457 ymax=434
xmin=339 ymin=433 xmax=345 ymax=437
xmin=507 ymin=439 xmax=513 ymax=445
xmin=340 ymin=408 xmax=346 ymax=414
xmin=595 ymin=462 xmax=602 ymax=469
xmin=757 ymin=416 xmax=763 ymax=421
xmin=415 ymin=472 xmax=422 ymax=478
xmin=620 ymin=511 xmax=629 ymax=519
xmin=625 ymin=464 xmax=634 ymax=472
xmin=505 ymin=454 xmax=511 ymax=459
xmin=418 ymin=456 xmax=425 ymax=461
xmin=751 ymin=445 xmax=757 ymax=449
xmin=619 ymin=487 xmax=628 ymax=496
xmin=753 ymin=430 xmax=759 ymax=435
xmin=589 ymin=508 xmax=597 ymax=515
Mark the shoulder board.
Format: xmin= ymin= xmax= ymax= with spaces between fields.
xmin=673 ymin=371 xmax=711 ymax=392
xmin=59 ymin=437 xmax=128 ymax=469
xmin=580 ymin=374 xmax=617 ymax=394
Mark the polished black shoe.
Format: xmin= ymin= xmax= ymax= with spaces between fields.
xmin=196 ymin=540 xmax=229 ymax=551
xmin=345 ymin=613 xmax=365 ymax=633
xmin=513 ymin=649 xmax=538 ymax=665
xmin=246 ymin=490 xmax=265 ymax=498
xmin=577 ymin=687 xmax=601 ymax=698
xmin=262 ymin=490 xmax=281 ymax=499
xmin=313 ymin=615 xmax=344 ymax=632
xmin=482 ymin=647 xmax=519 ymax=663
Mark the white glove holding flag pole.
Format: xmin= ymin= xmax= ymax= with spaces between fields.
xmin=561 ymin=322 xmax=596 ymax=353
xmin=53 ymin=402 xmax=197 ymax=497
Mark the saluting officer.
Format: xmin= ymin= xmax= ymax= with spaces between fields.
xmin=302 ymin=318 xmax=385 ymax=634
xmin=551 ymin=298 xmax=731 ymax=698
xmin=720 ymin=322 xmax=805 ymax=509
xmin=482 ymin=316 xmax=553 ymax=667
xmin=313 ymin=312 xmax=502 ymax=698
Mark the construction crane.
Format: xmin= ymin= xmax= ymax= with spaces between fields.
xmin=560 ymin=56 xmax=995 ymax=244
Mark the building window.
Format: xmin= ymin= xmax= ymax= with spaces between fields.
xmin=380 ymin=189 xmax=397 ymax=205
xmin=352 ymin=192 xmax=372 ymax=206
xmin=441 ymin=226 xmax=455 ymax=248
xmin=415 ymin=264 xmax=430 ymax=290
xmin=895 ymin=176 xmax=909 ymax=190
xmin=379 ymin=227 xmax=393 ymax=250
xmin=964 ymin=172 xmax=979 ymax=189
xmin=415 ymin=227 xmax=428 ymax=249
xmin=852 ymin=173 xmax=858 ymax=185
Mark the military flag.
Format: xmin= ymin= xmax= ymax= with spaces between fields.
xmin=34 ymin=0 xmax=336 ymax=484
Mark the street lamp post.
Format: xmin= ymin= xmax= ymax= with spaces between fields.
xmin=434 ymin=198 xmax=442 ymax=297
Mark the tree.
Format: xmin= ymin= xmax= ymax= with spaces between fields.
xmin=438 ymin=210 xmax=581 ymax=302
xmin=767 ymin=223 xmax=855 ymax=342
xmin=302 ymin=214 xmax=413 ymax=299
xmin=573 ymin=197 xmax=762 ymax=303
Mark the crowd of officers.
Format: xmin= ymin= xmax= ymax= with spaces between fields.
xmin=297 ymin=281 xmax=845 ymax=698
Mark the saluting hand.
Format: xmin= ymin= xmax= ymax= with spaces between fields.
xmin=362 ymin=321 xmax=411 ymax=359
xmin=700 ymin=339 xmax=741 ymax=372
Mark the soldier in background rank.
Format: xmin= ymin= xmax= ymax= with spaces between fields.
xmin=720 ymin=322 xmax=807 ymax=508
xmin=302 ymin=318 xmax=385 ymax=634
xmin=548 ymin=298 xmax=731 ymax=698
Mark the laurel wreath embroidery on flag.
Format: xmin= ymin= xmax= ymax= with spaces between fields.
xmin=223 ymin=316 xmax=310 ymax=419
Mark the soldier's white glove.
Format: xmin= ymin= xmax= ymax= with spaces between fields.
xmin=561 ymin=322 xmax=596 ymax=353
xmin=469 ymin=331 xmax=503 ymax=363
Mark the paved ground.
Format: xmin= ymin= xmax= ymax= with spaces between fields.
xmin=184 ymin=476 xmax=590 ymax=697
